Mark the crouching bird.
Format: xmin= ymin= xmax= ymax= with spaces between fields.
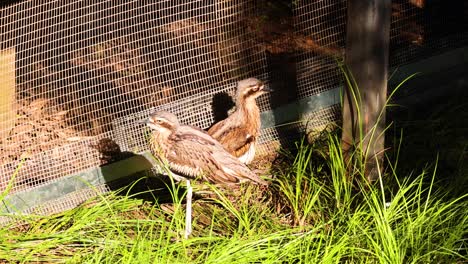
xmin=144 ymin=111 xmax=267 ymax=238
xmin=208 ymin=78 xmax=272 ymax=164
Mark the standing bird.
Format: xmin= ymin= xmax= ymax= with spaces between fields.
xmin=146 ymin=111 xmax=266 ymax=185
xmin=144 ymin=111 xmax=267 ymax=238
xmin=208 ymin=78 xmax=272 ymax=164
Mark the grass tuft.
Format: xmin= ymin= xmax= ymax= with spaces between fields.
xmin=0 ymin=133 xmax=466 ymax=262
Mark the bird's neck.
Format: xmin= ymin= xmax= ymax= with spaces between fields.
xmin=237 ymin=97 xmax=261 ymax=131
xmin=150 ymin=130 xmax=172 ymax=155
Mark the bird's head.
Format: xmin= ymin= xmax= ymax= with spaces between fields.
xmin=144 ymin=111 xmax=180 ymax=136
xmin=236 ymin=78 xmax=272 ymax=103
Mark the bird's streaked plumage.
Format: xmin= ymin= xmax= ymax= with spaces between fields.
xmin=146 ymin=111 xmax=266 ymax=186
xmin=208 ymin=78 xmax=271 ymax=164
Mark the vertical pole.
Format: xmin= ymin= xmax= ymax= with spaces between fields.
xmin=343 ymin=0 xmax=391 ymax=181
xmin=0 ymin=48 xmax=16 ymax=141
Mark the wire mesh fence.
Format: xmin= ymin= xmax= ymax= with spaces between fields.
xmin=0 ymin=0 xmax=269 ymax=196
xmin=389 ymin=0 xmax=468 ymax=66
xmin=0 ymin=0 xmax=466 ymax=216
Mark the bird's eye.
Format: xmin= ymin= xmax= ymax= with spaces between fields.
xmin=251 ymin=85 xmax=259 ymax=92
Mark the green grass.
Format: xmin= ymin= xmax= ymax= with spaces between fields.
xmin=1 ymin=133 xmax=466 ymax=263
xmin=1 ymin=65 xmax=467 ymax=263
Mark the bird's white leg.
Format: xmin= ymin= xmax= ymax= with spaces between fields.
xmin=184 ymin=179 xmax=192 ymax=239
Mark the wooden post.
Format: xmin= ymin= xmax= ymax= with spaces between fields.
xmin=343 ymin=0 xmax=391 ymax=181
xmin=0 ymin=48 xmax=16 ymax=141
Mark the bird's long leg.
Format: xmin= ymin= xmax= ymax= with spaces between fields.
xmin=184 ymin=179 xmax=192 ymax=239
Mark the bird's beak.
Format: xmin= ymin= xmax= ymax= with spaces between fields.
xmin=259 ymin=83 xmax=273 ymax=93
xmin=138 ymin=118 xmax=149 ymax=125
xmin=140 ymin=118 xmax=160 ymax=130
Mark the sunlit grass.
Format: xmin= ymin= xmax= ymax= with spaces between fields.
xmin=1 ymin=65 xmax=466 ymax=262
xmin=0 ymin=132 xmax=466 ymax=263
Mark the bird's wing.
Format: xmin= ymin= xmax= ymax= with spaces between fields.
xmin=207 ymin=144 xmax=266 ymax=185
xmin=208 ymin=122 xmax=255 ymax=157
xmin=167 ymin=127 xmax=266 ymax=185
xmin=207 ymin=119 xmax=228 ymax=138
xmin=228 ymin=128 xmax=256 ymax=158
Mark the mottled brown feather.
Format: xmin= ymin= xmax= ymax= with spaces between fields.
xmin=147 ymin=111 xmax=266 ymax=186
xmin=211 ymin=125 xmax=252 ymax=154
xmin=208 ymin=78 xmax=269 ymax=164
